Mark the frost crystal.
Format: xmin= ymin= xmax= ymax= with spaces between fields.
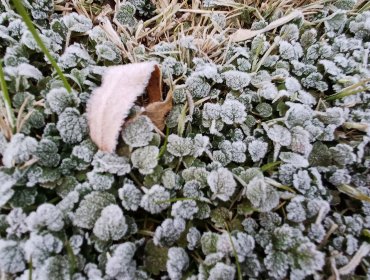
xmin=93 ymin=205 xmax=127 ymax=241
xmin=207 ymin=168 xmax=236 ymax=201
xmin=220 ymin=99 xmax=247 ymax=124
xmin=186 ymin=76 xmax=211 ymax=98
xmin=87 ymin=171 xmax=114 ymax=191
xmin=171 ymin=200 xmax=199 ymax=220
xmin=140 ymin=185 xmax=170 ymax=214
xmin=0 ymin=240 xmax=25 ymax=273
xmin=246 ymin=177 xmax=279 ymax=212
xmin=105 ymin=242 xmax=137 ymax=279
xmin=154 ymin=218 xmax=186 ymax=247
xmin=208 ymin=263 xmax=235 ymax=280
xmin=167 ymin=247 xmax=189 ymax=280
xmin=6 ymin=208 xmax=28 ymax=238
xmin=37 ymin=256 xmax=70 ymax=280
xmin=248 ymin=139 xmax=268 ymax=162
xmin=46 ymin=88 xmax=79 ymax=115
xmin=92 ymin=151 xmax=131 ymax=176
xmin=266 ymin=124 xmax=292 ymax=146
xmin=24 ymin=233 xmax=63 ymax=266
xmin=223 ymin=70 xmax=251 ymax=90
xmin=26 ymin=203 xmax=64 ymax=232
xmin=34 ymin=139 xmax=60 ymax=167
xmin=122 ymin=116 xmax=154 ymax=147
xmin=187 ymin=227 xmax=201 ymax=250
xmin=119 ymin=182 xmax=142 ymax=211
xmin=73 ymin=191 xmax=115 ymax=229
xmin=167 ymin=134 xmax=194 ymax=157
xmin=279 ymin=152 xmax=309 ymax=168
xmin=131 ymin=146 xmax=159 ymax=175
xmin=56 ymin=108 xmax=88 ymax=144
xmin=330 ymin=144 xmax=356 ymax=166
xmin=2 ymin=133 xmax=37 ymax=168
xmin=63 ymin=12 xmax=92 ymax=32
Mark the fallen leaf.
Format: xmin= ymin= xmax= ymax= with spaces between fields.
xmin=231 ymin=10 xmax=303 ymax=42
xmin=87 ymin=61 xmax=164 ymax=153
xmin=143 ymin=90 xmax=173 ymax=131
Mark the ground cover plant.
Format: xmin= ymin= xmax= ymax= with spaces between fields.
xmin=0 ymin=0 xmax=370 ymax=279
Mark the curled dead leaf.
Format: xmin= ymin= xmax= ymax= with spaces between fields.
xmin=87 ymin=61 xmax=172 ymax=153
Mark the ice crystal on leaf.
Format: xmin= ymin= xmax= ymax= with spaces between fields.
xmin=92 ymin=151 xmax=131 ymax=176
xmin=87 ymin=171 xmax=114 ymax=191
xmin=0 ymin=240 xmax=25 ymax=274
xmin=245 ymin=177 xmax=279 ymax=212
xmin=207 ymin=168 xmax=236 ymax=201
xmin=93 ymin=205 xmax=127 ymax=241
xmin=73 ymin=191 xmax=115 ymax=229
xmin=46 ymin=88 xmax=79 ymax=115
xmin=222 ymin=70 xmax=251 ymax=90
xmin=131 ymin=146 xmax=159 ymax=175
xmin=154 ymin=218 xmax=186 ymax=247
xmin=208 ymin=263 xmax=235 ymax=280
xmin=34 ymin=139 xmax=60 ymax=167
xmin=119 ymin=182 xmax=142 ymax=211
xmin=2 ymin=133 xmax=37 ymax=168
xmin=171 ymin=200 xmax=198 ymax=220
xmin=56 ymin=108 xmax=88 ymax=144
xmin=167 ymin=247 xmax=189 ymax=280
xmin=167 ymin=135 xmax=194 ymax=157
xmin=62 ymin=12 xmax=92 ymax=33
xmin=220 ymin=99 xmax=247 ymax=125
xmin=26 ymin=203 xmax=64 ymax=232
xmin=140 ymin=185 xmax=170 ymax=214
xmin=105 ymin=242 xmax=137 ymax=279
xmin=122 ymin=116 xmax=154 ymax=147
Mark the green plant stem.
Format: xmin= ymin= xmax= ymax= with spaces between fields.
xmin=0 ymin=60 xmax=16 ymax=132
xmin=225 ymin=223 xmax=242 ymax=280
xmin=12 ymin=0 xmax=72 ymax=93
xmin=65 ymin=238 xmax=77 ymax=277
xmin=158 ymin=126 xmax=169 ymax=159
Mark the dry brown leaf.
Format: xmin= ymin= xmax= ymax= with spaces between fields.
xmin=87 ymin=61 xmax=163 ymax=152
xmin=231 ymin=10 xmax=303 ymax=42
xmin=143 ymin=90 xmax=173 ymax=131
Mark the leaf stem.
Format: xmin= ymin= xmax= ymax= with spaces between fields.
xmin=12 ymin=0 xmax=72 ymax=93
xmin=0 ymin=60 xmax=16 ymax=132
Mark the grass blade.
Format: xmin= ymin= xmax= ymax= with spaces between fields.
xmin=12 ymin=0 xmax=72 ymax=93
xmin=0 ymin=60 xmax=16 ymax=132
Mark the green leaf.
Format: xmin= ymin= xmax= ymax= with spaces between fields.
xmin=144 ymin=240 xmax=168 ymax=275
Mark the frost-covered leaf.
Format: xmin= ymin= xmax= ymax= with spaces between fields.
xmin=122 ymin=116 xmax=154 ymax=147
xmin=92 ymin=151 xmax=131 ymax=176
xmin=167 ymin=247 xmax=189 ymax=280
xmin=167 ymin=135 xmax=194 ymax=157
xmin=220 ymin=100 xmax=247 ymax=124
xmin=279 ymin=152 xmax=309 ymax=168
xmin=119 ymin=182 xmax=142 ymax=211
xmin=2 ymin=133 xmax=37 ymax=168
xmin=0 ymin=240 xmax=25 ymax=273
xmin=93 ymin=205 xmax=127 ymax=241
xmin=63 ymin=12 xmax=92 ymax=32
xmin=245 ymin=177 xmax=279 ymax=212
xmin=207 ymin=168 xmax=236 ymax=201
xmin=34 ymin=139 xmax=60 ymax=167
xmin=73 ymin=191 xmax=115 ymax=229
xmin=154 ymin=217 xmax=186 ymax=247
xmin=26 ymin=203 xmax=64 ymax=232
xmin=56 ymin=108 xmax=88 ymax=144
xmin=87 ymin=62 xmax=161 ymax=152
xmin=46 ymin=88 xmax=79 ymax=115
xmin=131 ymin=146 xmax=159 ymax=175
xmin=141 ymin=185 xmax=170 ymax=214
